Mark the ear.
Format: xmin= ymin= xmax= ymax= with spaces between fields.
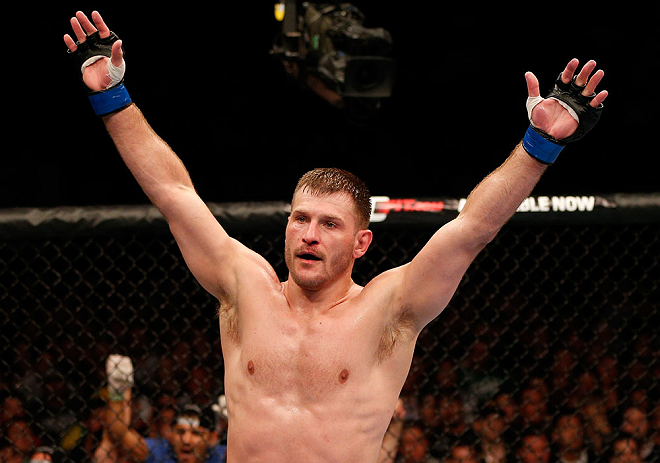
xmin=353 ymin=229 xmax=373 ymax=259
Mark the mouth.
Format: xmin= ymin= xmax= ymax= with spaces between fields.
xmin=178 ymin=448 xmax=194 ymax=462
xmin=297 ymin=250 xmax=322 ymax=262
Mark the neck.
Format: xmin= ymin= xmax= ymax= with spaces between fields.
xmin=282 ymin=277 xmax=359 ymax=314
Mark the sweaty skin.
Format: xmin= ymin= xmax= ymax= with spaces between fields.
xmin=217 ymin=191 xmax=419 ymax=461
xmin=63 ymin=10 xmax=608 ymax=463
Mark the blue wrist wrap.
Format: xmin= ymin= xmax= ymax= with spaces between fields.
xmin=88 ymin=83 xmax=132 ymax=117
xmin=522 ymin=125 xmax=564 ymax=164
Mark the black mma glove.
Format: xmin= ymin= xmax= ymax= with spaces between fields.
xmin=523 ymin=73 xmax=604 ymax=164
xmin=68 ymin=30 xmax=132 ymax=116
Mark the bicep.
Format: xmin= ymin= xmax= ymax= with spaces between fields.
xmin=160 ymin=186 xmax=244 ymax=298
xmin=398 ymin=216 xmax=488 ymax=330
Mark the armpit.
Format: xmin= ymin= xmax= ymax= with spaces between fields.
xmin=377 ymin=307 xmax=415 ymax=362
xmin=217 ymin=300 xmax=239 ymax=344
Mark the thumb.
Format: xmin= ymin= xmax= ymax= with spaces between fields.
xmin=111 ymin=40 xmax=124 ymax=68
xmin=525 ymin=71 xmax=540 ymax=98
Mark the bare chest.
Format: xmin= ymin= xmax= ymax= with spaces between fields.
xmin=238 ymin=309 xmax=372 ymax=400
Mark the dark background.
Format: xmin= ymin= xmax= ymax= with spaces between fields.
xmin=5 ymin=3 xmax=658 ymax=209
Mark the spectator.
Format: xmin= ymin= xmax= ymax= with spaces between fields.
xmin=566 ymin=370 xmax=600 ymax=410
xmin=148 ymin=394 xmax=179 ymax=439
xmin=0 ymin=419 xmax=40 ymax=463
xmin=551 ymin=412 xmax=595 ymax=462
xmin=431 ymin=392 xmax=469 ymax=458
xmin=0 ymin=395 xmax=26 ymax=429
xmin=518 ymin=384 xmax=551 ymax=429
xmin=596 ymin=354 xmax=620 ymax=413
xmin=652 ymin=403 xmax=660 ymax=451
xmin=378 ymin=398 xmax=406 ymax=463
xmin=396 ymin=423 xmax=438 ymax=463
xmin=458 ymin=338 xmax=504 ymax=424
xmin=629 ymin=390 xmax=649 ymax=414
xmin=550 ymin=349 xmax=577 ymax=405
xmin=29 ymin=445 xmax=57 ymax=462
xmin=619 ymin=405 xmax=660 ymax=461
xmin=516 ymin=428 xmax=550 ymax=463
xmin=472 ymin=406 xmax=508 ymax=462
xmin=607 ymin=437 xmax=642 ymax=463
xmin=101 ymin=355 xmax=226 ymax=462
xmin=446 ymin=438 xmax=479 ymax=463
xmin=492 ymin=392 xmax=519 ymax=428
xmin=579 ymin=398 xmax=612 ymax=457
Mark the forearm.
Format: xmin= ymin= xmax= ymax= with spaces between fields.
xmin=103 ymin=391 xmax=149 ymax=461
xmin=459 ymin=142 xmax=548 ymax=243
xmin=102 ymin=104 xmax=195 ymax=209
xmin=377 ymin=418 xmax=403 ymax=463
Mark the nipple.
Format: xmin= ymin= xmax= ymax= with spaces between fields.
xmin=338 ymin=369 xmax=349 ymax=384
xmin=247 ymin=360 xmax=255 ymax=375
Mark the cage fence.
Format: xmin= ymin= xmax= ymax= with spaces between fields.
xmin=1 ymin=194 xmax=659 ymax=462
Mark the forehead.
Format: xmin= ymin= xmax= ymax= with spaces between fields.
xmin=291 ymin=190 xmax=357 ymax=218
xmin=173 ymin=419 xmax=205 ymax=433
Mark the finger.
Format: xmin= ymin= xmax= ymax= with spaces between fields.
xmin=75 ymin=11 xmax=98 ymax=36
xmin=575 ymin=60 xmax=597 ymax=87
xmin=591 ymin=89 xmax=608 ymax=107
xmin=584 ymin=69 xmax=604 ymax=96
xmin=561 ymin=58 xmax=580 ymax=84
xmin=63 ymin=34 xmax=77 ymax=52
xmin=91 ymin=11 xmax=111 ymax=39
xmin=111 ymin=40 xmax=124 ymax=67
xmin=525 ymin=71 xmax=540 ymax=97
xmin=70 ymin=16 xmax=86 ymax=43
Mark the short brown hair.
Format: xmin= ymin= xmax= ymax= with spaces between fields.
xmin=293 ymin=168 xmax=371 ymax=229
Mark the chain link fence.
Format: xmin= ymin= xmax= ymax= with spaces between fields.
xmin=1 ymin=195 xmax=659 ymax=462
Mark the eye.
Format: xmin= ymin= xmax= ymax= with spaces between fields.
xmin=325 ymin=221 xmax=337 ymax=228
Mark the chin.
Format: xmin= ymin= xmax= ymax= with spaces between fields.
xmin=290 ymin=271 xmax=327 ymax=291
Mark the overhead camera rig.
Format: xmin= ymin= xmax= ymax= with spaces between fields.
xmin=271 ymin=1 xmax=396 ymax=108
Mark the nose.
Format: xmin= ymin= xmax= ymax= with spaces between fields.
xmin=181 ymin=429 xmax=193 ymax=444
xmin=302 ymin=220 xmax=320 ymax=245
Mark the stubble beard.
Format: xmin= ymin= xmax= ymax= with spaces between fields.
xmin=284 ymin=241 xmax=353 ymax=291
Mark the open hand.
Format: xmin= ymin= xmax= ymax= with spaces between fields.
xmin=63 ymin=11 xmax=124 ymax=91
xmin=526 ymin=59 xmax=608 ymax=140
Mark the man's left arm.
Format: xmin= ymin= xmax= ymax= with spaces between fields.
xmin=397 ymin=58 xmax=608 ymax=331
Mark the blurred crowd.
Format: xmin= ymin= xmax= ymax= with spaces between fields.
xmin=1 ymin=320 xmax=659 ymax=462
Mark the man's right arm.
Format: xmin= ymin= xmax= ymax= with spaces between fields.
xmin=102 ymin=104 xmax=241 ymax=298
xmin=64 ymin=11 xmax=253 ymax=299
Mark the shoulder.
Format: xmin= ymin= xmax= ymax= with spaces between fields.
xmin=144 ymin=437 xmax=173 ymax=461
xmin=359 ymin=265 xmax=412 ymax=315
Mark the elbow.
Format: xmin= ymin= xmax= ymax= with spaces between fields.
xmin=458 ymin=215 xmax=500 ymax=251
xmin=149 ymin=183 xmax=197 ymax=218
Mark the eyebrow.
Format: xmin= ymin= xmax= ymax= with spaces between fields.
xmin=292 ymin=209 xmax=346 ymax=223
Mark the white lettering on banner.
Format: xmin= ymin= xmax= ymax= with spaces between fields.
xmin=516 ymin=196 xmax=596 ymax=212
xmin=375 ymin=195 xmax=598 ymax=219
xmin=458 ymin=196 xmax=597 ymax=213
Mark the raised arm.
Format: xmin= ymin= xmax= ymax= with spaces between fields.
xmin=100 ymin=355 xmax=149 ymax=462
xmin=63 ymin=11 xmax=267 ymax=299
xmin=397 ymin=58 xmax=608 ymax=331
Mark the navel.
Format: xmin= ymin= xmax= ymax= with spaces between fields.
xmin=338 ymin=369 xmax=349 ymax=384
xmin=247 ymin=360 xmax=255 ymax=375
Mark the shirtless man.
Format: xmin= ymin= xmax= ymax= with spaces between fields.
xmin=63 ymin=10 xmax=608 ymax=462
